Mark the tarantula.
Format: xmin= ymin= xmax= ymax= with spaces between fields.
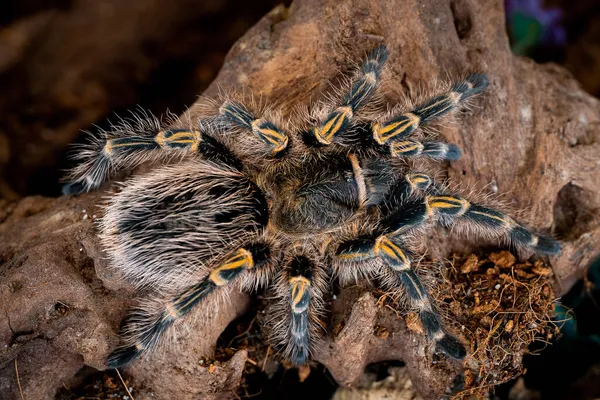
xmin=63 ymin=44 xmax=560 ymax=368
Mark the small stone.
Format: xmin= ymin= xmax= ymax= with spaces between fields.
xmin=460 ymin=254 xmax=479 ymax=273
xmin=405 ymin=313 xmax=424 ymax=334
xmin=489 ymin=251 xmax=516 ymax=268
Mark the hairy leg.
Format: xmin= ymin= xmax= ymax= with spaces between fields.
xmin=106 ymin=242 xmax=271 ymax=368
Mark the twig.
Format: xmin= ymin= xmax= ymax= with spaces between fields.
xmin=115 ymin=369 xmax=135 ymax=400
xmin=228 ymin=316 xmax=257 ymax=348
xmin=262 ymin=346 xmax=271 ymax=371
xmin=15 ymin=358 xmax=24 ymax=400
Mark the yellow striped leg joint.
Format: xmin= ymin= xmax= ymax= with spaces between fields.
xmin=373 ymin=113 xmax=421 ymax=145
xmin=425 ymin=195 xmax=470 ymax=217
xmin=406 ymin=173 xmax=432 ymax=191
xmin=209 ymin=248 xmax=254 ymax=286
xmin=251 ymin=118 xmax=289 ymax=154
xmin=290 ymin=276 xmax=311 ymax=314
xmin=374 ymin=236 xmax=411 ymax=271
xmin=314 ymin=106 xmax=353 ymax=145
xmin=155 ymin=130 xmax=202 ymax=152
xmin=389 ymin=140 xmax=425 ymax=157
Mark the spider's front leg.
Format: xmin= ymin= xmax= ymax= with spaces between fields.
xmin=368 ymin=74 xmax=489 ymax=162
xmin=63 ymin=116 xmax=240 ymax=194
xmin=106 ymin=242 xmax=272 ymax=368
xmin=218 ymin=100 xmax=290 ymax=157
xmin=335 ymin=234 xmax=466 ymax=359
xmin=304 ymin=44 xmax=389 ymax=146
xmin=381 ymin=186 xmax=561 ymax=255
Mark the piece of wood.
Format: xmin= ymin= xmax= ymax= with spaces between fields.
xmin=1 ymin=0 xmax=599 ymax=398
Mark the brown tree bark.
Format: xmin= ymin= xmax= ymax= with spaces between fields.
xmin=1 ymin=0 xmax=599 ymax=399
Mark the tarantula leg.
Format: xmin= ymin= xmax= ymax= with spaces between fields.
xmin=381 ymin=195 xmax=561 ymax=255
xmin=106 ymin=242 xmax=270 ymax=368
xmin=372 ymin=73 xmax=489 ymax=145
xmin=335 ymin=235 xmax=466 ymax=359
xmin=379 ymin=172 xmax=433 ymax=213
xmin=63 ymin=124 xmax=241 ymax=195
xmin=311 ymin=45 xmax=389 ymax=145
xmin=283 ymin=255 xmax=316 ymax=365
xmin=388 ymin=139 xmax=462 ymax=161
xmin=219 ymin=100 xmax=289 ymax=156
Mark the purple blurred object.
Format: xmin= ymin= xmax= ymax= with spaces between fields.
xmin=505 ymin=0 xmax=566 ymax=47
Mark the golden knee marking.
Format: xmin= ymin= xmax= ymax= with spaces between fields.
xmin=209 ymin=248 xmax=254 ymax=286
xmin=155 ymin=131 xmax=166 ymax=147
xmin=406 ymin=173 xmax=431 ymax=190
xmin=426 ymin=195 xmax=470 ymax=216
xmin=375 ymin=236 xmax=410 ymax=268
xmin=156 ymin=130 xmax=202 ymax=152
xmin=251 ymin=119 xmax=289 ymax=153
xmin=390 ymin=140 xmax=424 ymax=157
xmin=314 ymin=106 xmax=353 ymax=144
xmin=373 ymin=113 xmax=421 ymax=144
xmin=290 ymin=276 xmax=311 ymax=313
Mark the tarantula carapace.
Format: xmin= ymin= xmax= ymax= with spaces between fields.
xmin=63 ymin=44 xmax=560 ymax=368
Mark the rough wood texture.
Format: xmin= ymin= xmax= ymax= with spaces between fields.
xmin=1 ymin=0 xmax=599 ymax=399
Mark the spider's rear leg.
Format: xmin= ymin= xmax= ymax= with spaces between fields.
xmin=381 ymin=194 xmax=561 ymax=255
xmin=106 ymin=242 xmax=271 ymax=368
xmin=306 ymin=44 xmax=389 ymax=146
xmin=219 ymin=100 xmax=290 ymax=157
xmin=63 ymin=120 xmax=241 ymax=194
xmin=335 ymin=235 xmax=465 ymax=359
xmin=272 ymin=255 xmax=324 ymax=365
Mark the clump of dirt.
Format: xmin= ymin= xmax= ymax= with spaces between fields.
xmin=436 ymin=251 xmax=560 ymax=397
xmin=56 ymin=368 xmax=135 ymax=400
xmin=198 ymin=295 xmax=339 ymax=399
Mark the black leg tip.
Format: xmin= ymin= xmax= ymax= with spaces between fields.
xmin=62 ymin=181 xmax=87 ymax=195
xmin=446 ymin=144 xmax=462 ymax=161
xmin=535 ymin=236 xmax=561 ymax=255
xmin=289 ymin=351 xmax=309 ymax=366
xmin=465 ymin=73 xmax=489 ymax=94
xmin=106 ymin=345 xmax=141 ymax=369
xmin=437 ymin=334 xmax=467 ymax=360
xmin=368 ymin=44 xmax=389 ymax=65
